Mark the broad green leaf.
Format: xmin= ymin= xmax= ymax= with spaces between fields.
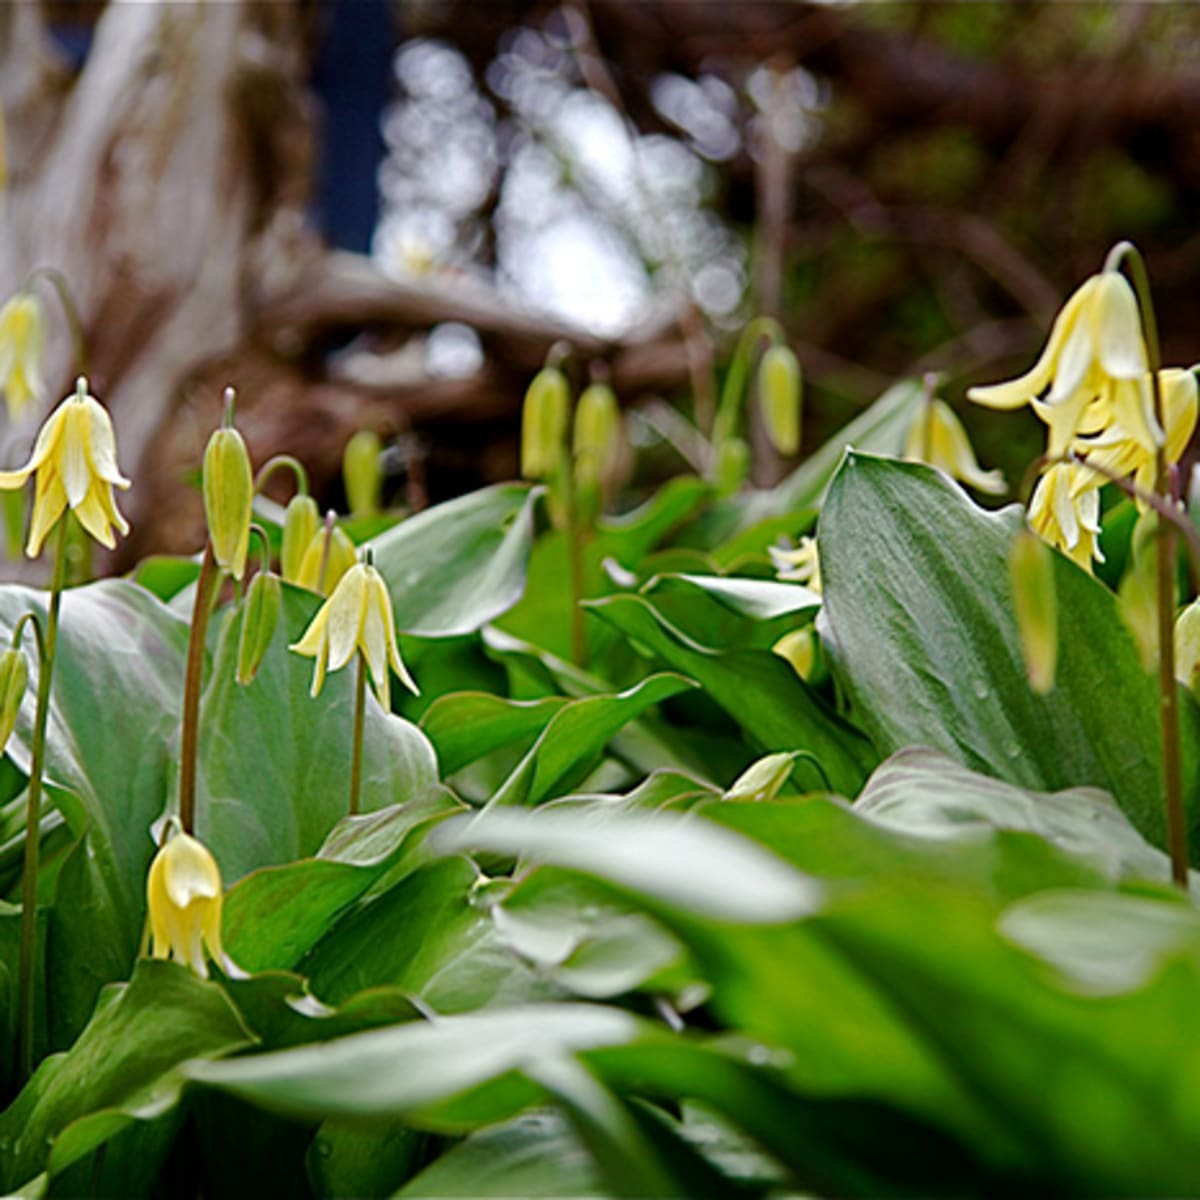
xmin=223 ymin=789 xmax=463 ymax=973
xmin=298 ymin=858 xmax=554 ymax=1011
xmin=421 ymin=693 xmax=567 ymax=776
xmin=193 ymin=586 xmax=438 ymax=883
xmin=309 ymin=1119 xmax=422 ymax=1199
xmin=488 ymin=674 xmax=698 ymax=807
xmin=854 ymin=747 xmax=1177 ymax=887
xmin=0 ymin=582 xmax=189 ymax=1047
xmin=185 ymin=1004 xmax=642 ymax=1129
xmin=370 ymin=484 xmax=539 ymax=636
xmin=433 ymin=808 xmax=820 ymax=923
xmin=997 ymin=890 xmax=1200 ymax=993
xmin=394 ymin=1110 xmax=603 ymax=1198
xmin=820 ymin=453 xmax=1199 ymax=849
xmin=0 ymin=961 xmax=250 ymax=1190
xmin=587 ymin=593 xmax=874 ymax=795
xmin=640 ymin=572 xmax=819 ymax=649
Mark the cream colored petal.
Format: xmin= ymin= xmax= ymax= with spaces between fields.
xmin=0 ymin=463 xmax=33 ymax=490
xmin=1050 ymin=470 xmax=1080 ymax=550
xmin=326 ymin=565 xmax=368 ymax=670
xmin=310 ymin=638 xmax=329 ymax=697
xmin=82 ymin=394 xmax=130 ymax=487
xmin=1045 ymin=316 xmax=1094 ymax=408
xmin=59 ymin=401 xmax=94 ymax=507
xmin=26 ymin=469 xmax=67 ymax=557
xmin=929 ymin=401 xmax=1006 ymax=494
xmin=359 ymin=576 xmax=389 ymax=699
xmin=1036 ymin=386 xmax=1095 ymax=457
xmin=1107 ymin=376 xmax=1162 ymax=453
xmin=73 ymin=482 xmax=118 ymax=549
xmin=162 ymin=833 xmax=222 ymax=908
xmin=372 ymin=569 xmax=419 ymax=697
xmin=1162 ymin=369 xmax=1198 ymax=464
xmin=1094 ymin=272 xmax=1147 ymax=380
xmin=182 ymin=905 xmax=209 ymax=978
xmin=290 ymin=594 xmax=334 ymax=656
xmin=147 ymin=850 xmax=173 ymax=959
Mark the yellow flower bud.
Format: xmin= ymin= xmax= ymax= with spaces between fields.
xmin=573 ymin=383 xmax=620 ymax=488
xmin=520 ymin=367 xmax=569 ymax=480
xmin=0 ymin=291 xmax=46 ymax=420
xmin=1174 ymin=599 xmax=1200 ymax=691
xmin=724 ymin=752 xmax=797 ymax=803
xmin=772 ymin=627 xmax=817 ymax=680
xmin=1009 ymin=528 xmax=1058 ymax=693
xmin=0 ymin=647 xmax=26 ymax=754
xmin=146 ymin=828 xmax=238 ymax=979
xmin=280 ymin=493 xmax=320 ymax=584
xmin=236 ymin=571 xmax=281 ymax=686
xmin=902 ymin=399 xmax=1005 ymax=495
xmin=294 ymin=521 xmax=357 ymax=595
xmin=758 ymin=343 xmax=802 ymax=456
xmin=342 ymin=429 xmax=384 ymax=518
xmin=203 ymin=415 xmax=253 ymax=581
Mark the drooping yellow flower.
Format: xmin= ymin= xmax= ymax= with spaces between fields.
xmin=0 ymin=292 xmax=46 ymax=421
xmin=0 ymin=376 xmax=130 ymax=556
xmin=146 ymin=828 xmax=237 ymax=980
xmin=1072 ymin=368 xmax=1198 ymax=506
xmin=289 ymin=559 xmax=418 ymax=708
xmin=902 ymin=399 xmax=1006 ymax=495
xmin=1027 ymin=462 xmax=1104 ymax=571
xmin=969 ymin=271 xmax=1158 ymax=456
xmin=769 ymin=535 xmax=821 ymax=593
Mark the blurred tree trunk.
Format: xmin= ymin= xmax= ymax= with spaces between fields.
xmin=0 ymin=0 xmax=317 ymax=554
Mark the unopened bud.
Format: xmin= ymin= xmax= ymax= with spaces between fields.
xmin=203 ymin=416 xmax=253 ymax=581
xmin=280 ymin=493 xmax=320 ymax=584
xmin=236 ymin=571 xmax=281 ymax=686
xmin=1009 ymin=529 xmax=1058 ymax=693
xmin=0 ymin=648 xmax=25 ymax=753
xmin=724 ymin=752 xmax=797 ymax=803
xmin=343 ymin=430 xmax=384 ymax=518
xmin=520 ymin=367 xmax=569 ymax=480
xmin=1118 ymin=550 xmax=1158 ymax=672
xmin=715 ymin=437 xmax=750 ymax=496
xmin=758 ymin=344 xmax=802 ymax=456
xmin=295 ymin=521 xmax=356 ymax=595
xmin=573 ymin=383 xmax=620 ymax=487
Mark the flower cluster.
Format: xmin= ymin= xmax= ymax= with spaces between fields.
xmin=969 ymin=264 xmax=1198 ymax=571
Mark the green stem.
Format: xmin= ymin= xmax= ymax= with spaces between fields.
xmin=179 ymin=544 xmax=221 ymax=836
xmin=1108 ymin=241 xmax=1187 ymax=887
xmin=25 ymin=267 xmax=87 ymax=376
xmin=562 ymin=452 xmax=587 ymax=667
xmin=253 ymin=454 xmax=309 ymax=498
xmin=712 ymin=315 xmax=782 ymax=449
xmin=17 ymin=517 xmax=70 ymax=1083
xmin=349 ymin=653 xmax=366 ymax=816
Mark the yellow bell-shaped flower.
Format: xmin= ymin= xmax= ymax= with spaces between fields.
xmin=902 ymin=399 xmax=1006 ymax=495
xmin=0 ymin=292 xmax=46 ymax=420
xmin=0 ymin=376 xmax=130 ymax=555
xmin=969 ymin=270 xmax=1157 ymax=456
xmin=289 ymin=559 xmax=418 ymax=708
xmin=146 ymin=828 xmax=234 ymax=980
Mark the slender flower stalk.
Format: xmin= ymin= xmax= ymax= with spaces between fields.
xmin=1107 ymin=241 xmax=1188 ymax=887
xmin=16 ymin=518 xmax=69 ymax=1082
xmin=178 ymin=544 xmax=220 ymax=836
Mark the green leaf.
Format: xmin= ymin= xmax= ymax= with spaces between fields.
xmin=488 ymin=674 xmax=698 ymax=808
xmin=433 ymin=808 xmax=820 ymax=924
xmin=185 ymin=1004 xmax=643 ymax=1130
xmin=394 ymin=1110 xmax=604 ymax=1198
xmin=194 ymin=586 xmax=438 ymax=883
xmin=820 ymin=453 xmax=1199 ymax=849
xmin=298 ymin=858 xmax=554 ymax=1011
xmin=223 ymin=789 xmax=463 ymax=973
xmin=587 ymin=593 xmax=874 ymax=795
xmin=421 ymin=693 xmax=567 ymax=777
xmin=854 ymin=747 xmax=1176 ymax=886
xmin=370 ymin=484 xmax=539 ymax=636
xmin=0 ymin=961 xmax=250 ymax=1191
xmin=640 ymin=572 xmax=819 ymax=650
xmin=0 ymin=581 xmax=189 ymax=1047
